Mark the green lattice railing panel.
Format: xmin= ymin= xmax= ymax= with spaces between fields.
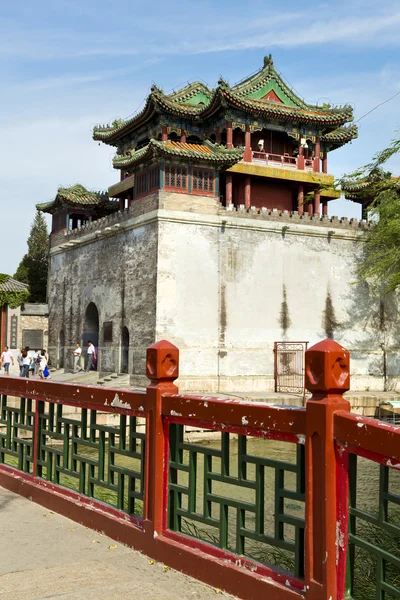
xmin=36 ymin=402 xmax=145 ymax=518
xmin=348 ymin=454 xmax=400 ymax=599
xmin=0 ymin=394 xmax=34 ymax=473
xmin=168 ymin=424 xmax=305 ymax=578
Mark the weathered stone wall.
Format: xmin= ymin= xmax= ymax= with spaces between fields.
xmin=48 ymin=214 xmax=158 ymax=381
xmin=155 ymin=206 xmax=400 ymax=392
xmin=47 ymin=190 xmax=399 ymax=392
xmin=20 ymin=315 xmax=49 ymax=351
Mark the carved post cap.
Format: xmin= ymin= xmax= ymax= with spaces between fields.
xmin=305 ymin=339 xmax=350 ymax=394
xmin=146 ymin=340 xmax=179 ymax=382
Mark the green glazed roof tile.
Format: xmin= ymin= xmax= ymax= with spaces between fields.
xmin=93 ymin=56 xmax=355 ymax=145
xmin=113 ymin=139 xmax=244 ymax=170
xmin=37 ymin=184 xmax=116 ymax=214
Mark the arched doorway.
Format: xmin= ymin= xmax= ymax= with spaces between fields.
xmin=121 ymin=326 xmax=129 ymax=373
xmin=82 ymin=302 xmax=99 ymax=349
xmin=59 ymin=330 xmax=65 ymax=368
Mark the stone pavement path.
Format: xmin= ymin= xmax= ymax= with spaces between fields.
xmin=0 ymin=488 xmax=237 ymax=600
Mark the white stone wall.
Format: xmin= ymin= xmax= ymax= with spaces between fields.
xmin=47 ymin=191 xmax=399 ymax=392
xmin=155 ymin=209 xmax=398 ymax=392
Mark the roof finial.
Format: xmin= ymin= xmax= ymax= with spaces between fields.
xmin=218 ymin=76 xmax=229 ymax=89
xmin=263 ymin=54 xmax=273 ymax=67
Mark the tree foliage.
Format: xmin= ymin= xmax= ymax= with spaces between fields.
xmin=14 ymin=211 xmax=49 ymax=302
xmin=339 ymin=133 xmax=400 ymax=296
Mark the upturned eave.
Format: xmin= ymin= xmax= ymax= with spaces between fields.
xmin=113 ymin=139 xmax=244 ymax=171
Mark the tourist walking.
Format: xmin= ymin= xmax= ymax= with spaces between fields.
xmin=72 ymin=343 xmax=82 ymax=372
xmin=34 ymin=349 xmax=41 ymax=376
xmin=1 ymin=346 xmax=14 ymax=376
xmin=85 ymin=341 xmax=96 ymax=372
xmin=19 ymin=347 xmax=30 ymax=378
xmin=38 ymin=350 xmax=48 ymax=380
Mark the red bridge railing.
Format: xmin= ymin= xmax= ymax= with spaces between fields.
xmin=0 ymin=339 xmax=399 ymax=599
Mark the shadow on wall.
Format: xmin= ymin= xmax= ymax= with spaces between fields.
xmin=323 ymin=290 xmax=339 ymax=340
xmin=340 ymin=278 xmax=400 ymax=391
xmin=279 ymin=284 xmax=291 ymax=340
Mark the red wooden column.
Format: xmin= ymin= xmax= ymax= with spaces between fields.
xmin=144 ymin=340 xmax=179 ymax=538
xmin=314 ymin=191 xmax=321 ymax=216
xmin=313 ymin=137 xmax=321 ymax=173
xmin=244 ymin=126 xmax=252 ymax=162
xmin=0 ymin=306 xmax=7 ymax=349
xmin=244 ymin=176 xmax=251 ymax=208
xmin=226 ymin=174 xmax=233 ymax=205
xmin=180 ymin=131 xmax=186 ymax=143
xmin=161 ymin=126 xmax=168 ymax=142
xmin=304 ymin=339 xmax=350 ymax=600
xmin=322 ymin=152 xmax=328 ymax=174
xmin=322 ymin=199 xmax=328 ymax=216
xmin=307 ymin=200 xmax=313 ymax=216
xmin=297 ymin=184 xmax=304 ymax=216
xmin=226 ymin=122 xmax=233 ymax=149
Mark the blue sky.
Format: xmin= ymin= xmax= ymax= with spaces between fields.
xmin=1 ymin=0 xmax=400 ymax=274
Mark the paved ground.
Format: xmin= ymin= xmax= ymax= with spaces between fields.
xmin=0 ymin=488 xmax=236 ymax=600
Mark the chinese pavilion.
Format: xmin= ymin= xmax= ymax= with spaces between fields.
xmin=341 ymin=169 xmax=400 ymax=218
xmin=40 ymin=55 xmax=389 ymax=394
xmin=93 ymin=55 xmax=357 ymax=216
xmin=37 ymin=184 xmax=118 ymax=233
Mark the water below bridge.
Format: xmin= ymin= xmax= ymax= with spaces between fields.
xmin=70 ymin=434 xmax=400 ymax=599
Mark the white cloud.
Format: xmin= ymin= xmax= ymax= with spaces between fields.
xmin=1 ymin=0 xmax=400 ymax=274
xmin=2 ymin=4 xmax=400 ymax=61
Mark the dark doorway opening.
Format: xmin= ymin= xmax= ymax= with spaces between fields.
xmin=83 ymin=303 xmax=99 ymax=348
xmin=59 ymin=330 xmax=65 ymax=368
xmin=121 ymin=326 xmax=129 ymax=373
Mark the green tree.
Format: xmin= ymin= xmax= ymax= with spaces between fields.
xmin=339 ymin=133 xmax=400 ymax=296
xmin=14 ymin=211 xmax=49 ymax=302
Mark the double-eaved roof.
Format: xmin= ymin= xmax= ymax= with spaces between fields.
xmin=36 ymin=184 xmax=117 ymax=214
xmin=93 ymin=55 xmax=357 ymax=149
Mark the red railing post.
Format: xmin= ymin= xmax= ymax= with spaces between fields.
xmin=304 ymin=339 xmax=350 ymax=600
xmin=143 ymin=340 xmax=179 ymax=539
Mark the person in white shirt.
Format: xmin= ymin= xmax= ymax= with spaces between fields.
xmin=1 ymin=346 xmax=14 ymax=376
xmin=19 ymin=347 xmax=31 ymax=378
xmin=38 ymin=350 xmax=48 ymax=380
xmin=72 ymin=343 xmax=82 ymax=372
xmin=34 ymin=349 xmax=41 ymax=376
xmin=86 ymin=341 xmax=96 ymax=372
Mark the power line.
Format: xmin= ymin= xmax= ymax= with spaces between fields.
xmin=355 ymin=90 xmax=400 ymax=124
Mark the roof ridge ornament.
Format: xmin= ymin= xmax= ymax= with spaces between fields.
xmin=218 ymin=77 xmax=230 ymax=90
xmin=263 ymin=54 xmax=273 ymax=68
xmin=151 ymin=84 xmax=164 ymax=95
